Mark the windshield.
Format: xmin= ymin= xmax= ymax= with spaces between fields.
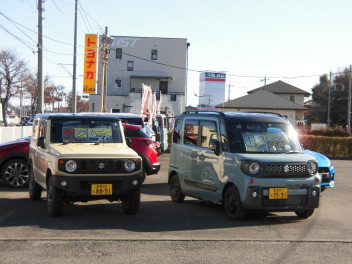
xmin=227 ymin=122 xmax=301 ymax=153
xmin=51 ymin=120 xmax=122 ymax=143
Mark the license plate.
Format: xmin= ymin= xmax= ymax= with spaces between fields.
xmin=269 ymin=188 xmax=288 ymax=199
xmin=91 ymin=184 xmax=112 ymax=195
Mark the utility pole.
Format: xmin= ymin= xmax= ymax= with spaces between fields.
xmin=99 ymin=27 xmax=114 ymax=112
xmin=348 ymin=65 xmax=351 ymax=134
xmin=37 ymin=0 xmax=44 ymax=114
xmin=327 ymin=72 xmax=332 ymax=128
xmin=261 ymin=74 xmax=269 ymax=86
xmin=72 ymin=0 xmax=78 ymax=113
xmin=227 ymin=83 xmax=233 ymax=101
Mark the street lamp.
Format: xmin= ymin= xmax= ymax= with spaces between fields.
xmin=100 ymin=34 xmax=114 ymax=112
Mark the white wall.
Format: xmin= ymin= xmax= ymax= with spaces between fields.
xmin=0 ymin=126 xmax=32 ymax=144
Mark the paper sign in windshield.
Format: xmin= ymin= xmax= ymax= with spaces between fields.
xmin=243 ymin=132 xmax=290 ymax=152
xmin=63 ymin=127 xmax=112 ymax=142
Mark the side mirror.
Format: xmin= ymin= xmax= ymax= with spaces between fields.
xmin=125 ymin=137 xmax=132 ymax=147
xmin=37 ymin=136 xmax=46 ymax=149
xmin=209 ymin=139 xmax=220 ymax=156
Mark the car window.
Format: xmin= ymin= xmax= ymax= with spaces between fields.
xmin=227 ymin=122 xmax=301 ymax=153
xmin=172 ymin=119 xmax=182 ymax=144
xmin=51 ymin=120 xmax=122 ymax=143
xmin=124 ymin=127 xmax=151 ymax=138
xmin=200 ymin=120 xmax=218 ymax=149
xmin=184 ymin=120 xmax=199 ymax=146
xmin=38 ymin=121 xmax=46 ymax=137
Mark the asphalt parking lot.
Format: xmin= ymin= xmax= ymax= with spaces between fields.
xmin=0 ymin=154 xmax=351 ymax=264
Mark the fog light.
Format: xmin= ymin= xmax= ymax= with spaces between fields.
xmin=61 ymin=181 xmax=67 ymax=187
xmin=132 ymin=180 xmax=138 ymax=186
xmin=312 ymin=190 xmax=317 ymax=196
xmin=252 ymin=191 xmax=258 ymax=198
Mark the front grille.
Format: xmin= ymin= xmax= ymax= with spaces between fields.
xmin=59 ymin=159 xmax=141 ymax=174
xmin=78 ymin=160 xmax=124 ymax=173
xmin=262 ymin=195 xmax=308 ymax=206
xmin=262 ymin=163 xmax=307 ymax=177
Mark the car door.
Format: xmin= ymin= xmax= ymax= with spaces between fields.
xmin=32 ymin=120 xmax=48 ymax=186
xmin=191 ymin=119 xmax=222 ymax=201
xmin=177 ymin=119 xmax=200 ymax=194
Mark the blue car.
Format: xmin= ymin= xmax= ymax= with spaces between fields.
xmin=303 ymin=149 xmax=335 ymax=191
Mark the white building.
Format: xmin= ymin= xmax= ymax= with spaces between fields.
xmin=89 ymin=36 xmax=189 ymax=116
xmin=198 ymin=72 xmax=226 ymax=107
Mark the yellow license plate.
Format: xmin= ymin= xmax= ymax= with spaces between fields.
xmin=269 ymin=188 xmax=288 ymax=199
xmin=91 ymin=184 xmax=112 ymax=195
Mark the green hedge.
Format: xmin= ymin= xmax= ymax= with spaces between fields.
xmin=299 ymin=135 xmax=352 ymax=158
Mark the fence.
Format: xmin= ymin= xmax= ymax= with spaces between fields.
xmin=0 ymin=126 xmax=32 ymax=144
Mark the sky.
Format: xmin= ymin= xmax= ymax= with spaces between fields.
xmin=1 ymin=0 xmax=352 ymax=107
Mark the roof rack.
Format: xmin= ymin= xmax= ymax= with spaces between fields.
xmin=243 ymin=111 xmax=286 ymax=118
xmin=182 ymin=110 xmax=225 ymax=116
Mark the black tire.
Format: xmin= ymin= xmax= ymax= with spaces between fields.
xmin=223 ymin=185 xmax=245 ymax=220
xmin=1 ymin=159 xmax=29 ymax=188
xmin=122 ymin=189 xmax=140 ymax=215
xmin=47 ymin=177 xmax=63 ymax=217
xmin=169 ymin=174 xmax=185 ymax=203
xmin=28 ymin=166 xmax=42 ymax=201
xmin=295 ymin=209 xmax=314 ymax=219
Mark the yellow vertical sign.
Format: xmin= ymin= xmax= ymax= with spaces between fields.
xmin=83 ymin=34 xmax=98 ymax=94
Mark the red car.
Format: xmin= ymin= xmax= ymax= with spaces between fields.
xmin=122 ymin=123 xmax=160 ymax=177
xmin=0 ymin=137 xmax=30 ymax=188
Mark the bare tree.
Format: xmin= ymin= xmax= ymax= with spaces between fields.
xmin=0 ymin=50 xmax=28 ymax=126
xmin=66 ymin=91 xmax=89 ymax=112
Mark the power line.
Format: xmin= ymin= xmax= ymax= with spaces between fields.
xmin=78 ymin=0 xmax=102 ymax=32
xmin=51 ymin=0 xmax=70 ymax=16
xmin=117 ymin=48 xmax=340 ymax=81
xmin=78 ymin=8 xmax=93 ymax=33
xmin=0 ymin=11 xmax=82 ymax=47
xmin=0 ymin=24 xmax=36 ymax=52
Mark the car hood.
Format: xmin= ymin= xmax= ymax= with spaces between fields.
xmin=48 ymin=143 xmax=139 ymax=158
xmin=233 ymin=153 xmax=317 ymax=163
xmin=0 ymin=137 xmax=31 ymax=147
xmin=302 ymin=149 xmax=331 ymax=167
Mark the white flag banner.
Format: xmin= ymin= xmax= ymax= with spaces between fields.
xmin=157 ymin=91 xmax=162 ymax=114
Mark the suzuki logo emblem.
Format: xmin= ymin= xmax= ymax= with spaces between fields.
xmin=283 ymin=165 xmax=290 ymax=173
xmin=98 ymin=162 xmax=105 ymax=169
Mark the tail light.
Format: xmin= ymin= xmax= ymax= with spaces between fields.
xmin=142 ymin=139 xmax=154 ymax=145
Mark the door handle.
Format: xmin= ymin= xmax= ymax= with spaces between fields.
xmin=191 ymin=153 xmax=197 ymax=158
xmin=199 ymin=154 xmax=205 ymax=160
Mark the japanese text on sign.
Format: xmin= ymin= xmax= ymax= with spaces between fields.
xmin=83 ymin=34 xmax=98 ymax=94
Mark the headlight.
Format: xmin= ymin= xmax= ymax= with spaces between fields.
xmin=124 ymin=160 xmax=136 ymax=172
xmin=241 ymin=160 xmax=261 ymax=176
xmin=307 ymin=160 xmax=318 ymax=175
xmin=65 ymin=160 xmax=77 ymax=172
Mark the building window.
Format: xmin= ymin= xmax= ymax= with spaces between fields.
xmin=160 ymin=81 xmax=168 ymax=94
xmin=151 ymin=49 xmax=157 ymax=60
xmin=115 ymin=79 xmax=121 ymax=88
xmin=116 ymin=48 xmax=122 ymax=59
xmin=290 ymin=95 xmax=295 ymax=102
xmin=170 ymin=94 xmax=177 ymax=101
xmin=127 ymin=61 xmax=133 ymax=71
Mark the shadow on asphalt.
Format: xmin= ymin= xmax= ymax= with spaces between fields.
xmin=141 ymin=183 xmax=169 ymax=196
xmin=0 ymin=193 xmax=301 ymax=232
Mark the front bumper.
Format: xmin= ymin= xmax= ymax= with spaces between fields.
xmin=52 ymin=174 xmax=144 ymax=202
xmin=139 ymin=153 xmax=160 ymax=175
xmin=243 ymin=185 xmax=320 ymax=211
